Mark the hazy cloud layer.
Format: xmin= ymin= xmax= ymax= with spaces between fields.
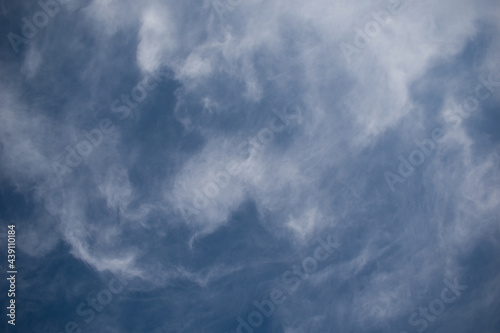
xmin=0 ymin=0 xmax=499 ymax=332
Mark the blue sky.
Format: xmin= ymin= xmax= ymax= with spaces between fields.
xmin=0 ymin=0 xmax=499 ymax=332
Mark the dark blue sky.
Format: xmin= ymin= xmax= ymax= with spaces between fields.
xmin=0 ymin=0 xmax=499 ymax=332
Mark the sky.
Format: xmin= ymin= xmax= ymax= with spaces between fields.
xmin=0 ymin=0 xmax=499 ymax=332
